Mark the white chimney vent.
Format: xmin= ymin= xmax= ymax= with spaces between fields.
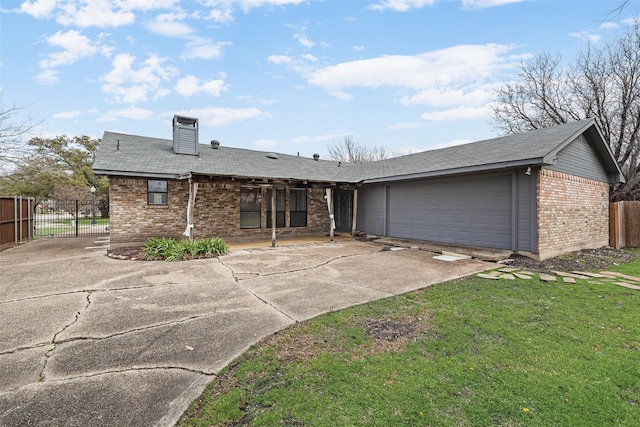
xmin=173 ymin=115 xmax=199 ymax=155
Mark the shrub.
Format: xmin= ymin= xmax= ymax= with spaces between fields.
xmin=143 ymin=237 xmax=228 ymax=261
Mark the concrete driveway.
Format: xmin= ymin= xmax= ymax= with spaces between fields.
xmin=0 ymin=237 xmax=492 ymax=426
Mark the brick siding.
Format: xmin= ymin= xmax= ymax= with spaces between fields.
xmin=108 ymin=177 xmax=331 ymax=244
xmin=537 ymin=169 xmax=610 ymax=260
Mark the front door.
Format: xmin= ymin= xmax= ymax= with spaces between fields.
xmin=334 ymin=189 xmax=353 ymax=232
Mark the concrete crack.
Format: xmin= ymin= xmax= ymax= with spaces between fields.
xmin=39 ymin=291 xmax=92 ymax=382
xmin=216 ymin=250 xmax=379 ymax=322
xmin=2 ymin=367 xmax=214 ymax=395
xmin=53 ymin=310 xmax=220 ymax=345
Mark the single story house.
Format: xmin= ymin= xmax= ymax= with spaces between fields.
xmin=93 ymin=116 xmax=624 ymax=260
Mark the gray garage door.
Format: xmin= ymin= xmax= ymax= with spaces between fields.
xmin=388 ymin=174 xmax=512 ymax=249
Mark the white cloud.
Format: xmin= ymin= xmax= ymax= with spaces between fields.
xmin=98 ymin=105 xmax=154 ymax=121
xmin=181 ymin=38 xmax=231 ymax=60
xmin=19 ymin=0 xmax=57 ymax=18
xmin=461 ymin=0 xmax=523 ymax=9
xmin=101 ymin=53 xmax=178 ymax=103
xmin=307 ymin=44 xmax=516 ymax=100
xmin=353 ymin=45 xmax=365 ymax=52
xmin=56 ymin=0 xmax=136 ymax=27
xmin=35 ymin=69 xmax=60 ymax=84
xmin=175 ymin=107 xmax=272 ymax=127
xmin=145 ymin=12 xmax=194 ymax=37
xmin=600 ymin=22 xmax=619 ymax=29
xmin=400 ymin=83 xmax=499 ymax=107
xmin=268 ymin=53 xmax=322 ymax=75
xmin=267 ymin=55 xmax=293 ymax=64
xmin=20 ymin=0 xmax=179 ymax=28
xmin=40 ymin=30 xmax=100 ymax=68
xmin=200 ymin=0 xmax=305 ymax=23
xmin=420 ymin=105 xmax=490 ymax=121
xmin=294 ymin=27 xmax=315 ymax=48
xmin=369 ymin=0 xmax=435 ymax=12
xmin=174 ymin=75 xmax=228 ymax=97
xmin=386 ymin=121 xmax=428 ymax=130
xmin=52 ymin=110 xmax=81 ymax=119
xmin=568 ymin=31 xmax=601 ymax=43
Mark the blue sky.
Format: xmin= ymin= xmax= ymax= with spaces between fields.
xmin=1 ymin=0 xmax=639 ymax=159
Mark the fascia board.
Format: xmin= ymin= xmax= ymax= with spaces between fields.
xmin=93 ymin=170 xmax=179 ymax=179
xmin=362 ymin=158 xmax=545 ymax=184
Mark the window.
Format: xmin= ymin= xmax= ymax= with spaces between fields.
xmin=290 ymin=189 xmax=307 ymax=227
xmin=266 ymin=188 xmax=286 ymax=228
xmin=147 ymin=180 xmax=168 ymax=205
xmin=240 ymin=187 xmax=262 ymax=228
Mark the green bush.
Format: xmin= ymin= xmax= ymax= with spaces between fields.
xmin=143 ymin=237 xmax=228 ymax=261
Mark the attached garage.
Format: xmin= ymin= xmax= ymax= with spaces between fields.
xmin=387 ymin=174 xmax=512 ymax=249
xmin=358 ymin=171 xmax=537 ymax=253
xmin=354 ymin=119 xmax=621 ymax=259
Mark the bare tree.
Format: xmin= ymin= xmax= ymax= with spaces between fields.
xmin=492 ymin=24 xmax=640 ymax=201
xmin=327 ymin=135 xmax=389 ymax=164
xmin=0 ymin=94 xmax=40 ymax=171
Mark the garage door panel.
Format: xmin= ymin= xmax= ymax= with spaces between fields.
xmin=388 ymin=175 xmax=512 ymax=250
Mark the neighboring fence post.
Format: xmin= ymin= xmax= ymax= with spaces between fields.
xmin=610 ymin=201 xmax=625 ymax=249
xmin=75 ymin=200 xmax=79 ymax=237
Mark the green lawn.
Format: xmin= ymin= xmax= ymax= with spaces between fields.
xmin=34 ymin=218 xmax=109 ymax=238
xmin=179 ymin=252 xmax=640 ymax=427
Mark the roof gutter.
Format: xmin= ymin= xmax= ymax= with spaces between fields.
xmin=93 ymin=169 xmax=180 ymax=179
xmin=362 ymin=158 xmax=545 ymax=184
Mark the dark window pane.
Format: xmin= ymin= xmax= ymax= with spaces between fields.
xmin=241 ymin=187 xmax=261 ymax=228
xmin=147 ymin=180 xmax=168 ymax=205
xmin=148 ymin=180 xmax=167 ymax=192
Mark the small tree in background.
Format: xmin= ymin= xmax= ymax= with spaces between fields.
xmin=0 ymin=94 xmax=41 ymax=172
xmin=327 ymin=135 xmax=389 ymax=164
xmin=0 ymin=135 xmax=108 ymax=213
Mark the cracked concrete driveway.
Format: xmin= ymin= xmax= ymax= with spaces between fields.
xmin=0 ymin=237 xmax=492 ymax=426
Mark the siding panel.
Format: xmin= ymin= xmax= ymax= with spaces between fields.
xmin=548 ymin=135 xmax=608 ymax=182
xmin=357 ymin=184 xmax=386 ymax=236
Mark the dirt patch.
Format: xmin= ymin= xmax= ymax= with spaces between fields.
xmin=364 ymin=318 xmax=418 ymax=340
xmin=508 ymin=247 xmax=637 ymax=273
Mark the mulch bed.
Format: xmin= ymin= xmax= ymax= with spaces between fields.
xmin=507 ymin=247 xmax=637 ymax=273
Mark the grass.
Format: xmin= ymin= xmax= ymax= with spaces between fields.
xmin=34 ymin=218 xmax=110 ymax=238
xmin=178 ymin=250 xmax=640 ymax=427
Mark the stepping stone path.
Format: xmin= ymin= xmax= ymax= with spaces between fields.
xmin=477 ymin=267 xmax=640 ymax=291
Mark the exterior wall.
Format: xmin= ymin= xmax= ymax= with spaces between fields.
xmin=108 ymin=177 xmax=330 ymax=245
xmin=547 ymin=135 xmax=609 ymax=182
xmin=537 ymin=169 xmax=610 ymax=260
xmin=356 ymin=184 xmax=387 ymax=236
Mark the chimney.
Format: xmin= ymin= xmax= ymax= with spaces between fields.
xmin=313 ymin=153 xmax=320 ymax=161
xmin=173 ymin=115 xmax=199 ymax=155
xmin=211 ymin=140 xmax=220 ymax=149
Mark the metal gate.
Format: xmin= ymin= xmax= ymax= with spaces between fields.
xmin=34 ymin=199 xmax=109 ymax=238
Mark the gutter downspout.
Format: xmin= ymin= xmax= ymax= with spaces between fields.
xmin=183 ymin=178 xmax=198 ymax=241
xmin=326 ymin=188 xmax=335 ymax=242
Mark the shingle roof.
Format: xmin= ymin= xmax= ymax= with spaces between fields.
xmin=93 ymin=131 xmax=353 ymax=182
xmin=93 ymin=119 xmax=623 ymax=184
xmin=342 ymin=118 xmax=603 ymax=182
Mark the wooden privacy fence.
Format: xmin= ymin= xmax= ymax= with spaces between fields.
xmin=610 ymin=201 xmax=640 ymax=249
xmin=0 ymin=196 xmax=35 ymax=251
